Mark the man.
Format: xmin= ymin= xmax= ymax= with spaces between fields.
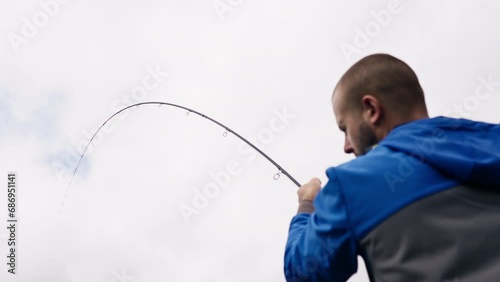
xmin=284 ymin=54 xmax=500 ymax=281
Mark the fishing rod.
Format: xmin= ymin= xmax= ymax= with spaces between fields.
xmin=59 ymin=101 xmax=302 ymax=212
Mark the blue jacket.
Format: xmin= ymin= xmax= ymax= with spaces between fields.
xmin=284 ymin=117 xmax=500 ymax=281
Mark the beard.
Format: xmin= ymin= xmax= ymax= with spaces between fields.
xmin=354 ymin=121 xmax=378 ymax=157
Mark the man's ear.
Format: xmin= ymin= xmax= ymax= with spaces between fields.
xmin=361 ymin=95 xmax=382 ymax=126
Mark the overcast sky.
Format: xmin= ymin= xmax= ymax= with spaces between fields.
xmin=1 ymin=0 xmax=499 ymax=281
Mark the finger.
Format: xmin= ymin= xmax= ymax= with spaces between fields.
xmin=310 ymin=177 xmax=321 ymax=186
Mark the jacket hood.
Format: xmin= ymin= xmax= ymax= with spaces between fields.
xmin=379 ymin=116 xmax=500 ymax=187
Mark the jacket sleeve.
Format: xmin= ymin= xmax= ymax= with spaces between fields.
xmin=284 ymin=171 xmax=358 ymax=282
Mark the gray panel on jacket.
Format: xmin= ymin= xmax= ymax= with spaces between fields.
xmin=360 ymin=184 xmax=500 ymax=282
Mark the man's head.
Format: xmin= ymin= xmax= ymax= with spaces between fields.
xmin=332 ymin=54 xmax=429 ymax=157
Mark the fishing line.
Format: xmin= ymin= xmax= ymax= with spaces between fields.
xmin=59 ymin=101 xmax=301 ymax=212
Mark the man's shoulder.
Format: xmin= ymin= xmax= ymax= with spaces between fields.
xmin=324 ymin=145 xmax=458 ymax=240
xmin=326 ymin=145 xmax=397 ymax=179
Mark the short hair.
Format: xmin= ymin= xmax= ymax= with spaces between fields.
xmin=334 ymin=54 xmax=427 ymax=116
